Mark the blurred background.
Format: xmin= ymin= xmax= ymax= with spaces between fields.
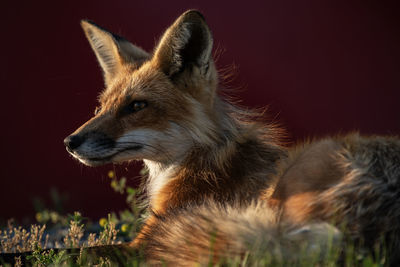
xmin=1 ymin=0 xmax=399 ymax=221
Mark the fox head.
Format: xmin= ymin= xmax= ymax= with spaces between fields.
xmin=64 ymin=10 xmax=221 ymax=166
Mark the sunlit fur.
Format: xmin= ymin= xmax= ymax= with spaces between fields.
xmin=65 ymin=10 xmax=400 ymax=265
xmin=67 ymin=11 xmax=285 ymax=213
xmin=140 ymin=202 xmax=341 ymax=266
xmin=270 ymin=133 xmax=400 ymax=262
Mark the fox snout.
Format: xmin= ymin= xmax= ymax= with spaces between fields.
xmin=63 ymin=131 xmax=123 ymax=166
xmin=64 ymin=135 xmax=83 ymax=151
xmin=64 ymin=132 xmax=117 ymax=153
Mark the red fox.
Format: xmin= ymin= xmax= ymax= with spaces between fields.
xmin=65 ymin=10 xmax=400 ymax=265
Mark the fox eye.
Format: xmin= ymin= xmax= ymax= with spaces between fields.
xmin=94 ymin=106 xmax=101 ymax=115
xmin=128 ymin=100 xmax=147 ymax=113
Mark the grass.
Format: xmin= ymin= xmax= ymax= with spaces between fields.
xmin=0 ymin=170 xmax=389 ymax=266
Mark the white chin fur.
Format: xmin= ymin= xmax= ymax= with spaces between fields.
xmin=68 ymin=151 xmax=109 ymax=166
xmin=77 ymin=158 xmax=107 ymax=167
xmin=68 ymin=147 xmax=142 ymax=166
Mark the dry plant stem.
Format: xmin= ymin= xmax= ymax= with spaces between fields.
xmin=85 ymin=221 xmax=120 ymax=247
xmin=63 ymin=221 xmax=84 ymax=248
xmin=0 ymin=223 xmax=47 ymax=253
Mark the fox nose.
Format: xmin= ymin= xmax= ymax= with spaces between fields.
xmin=64 ymin=135 xmax=83 ymax=150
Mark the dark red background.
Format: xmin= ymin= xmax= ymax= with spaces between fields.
xmin=1 ymin=0 xmax=399 ymax=221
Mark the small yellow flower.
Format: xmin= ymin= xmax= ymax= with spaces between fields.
xmin=35 ymin=213 xmax=42 ymax=222
xmin=99 ymin=218 xmax=108 ymax=227
xmin=50 ymin=212 xmax=59 ymax=223
xmin=121 ymin=224 xmax=129 ymax=233
xmin=108 ymin=170 xmax=115 ymax=178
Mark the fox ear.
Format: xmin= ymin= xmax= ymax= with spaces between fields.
xmin=81 ymin=20 xmax=149 ymax=85
xmin=153 ymin=10 xmax=213 ymax=81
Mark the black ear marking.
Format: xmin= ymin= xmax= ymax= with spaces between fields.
xmin=153 ymin=10 xmax=214 ymax=80
xmin=179 ymin=22 xmax=208 ymax=69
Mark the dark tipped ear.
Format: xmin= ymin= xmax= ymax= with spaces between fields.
xmin=153 ymin=10 xmax=213 ymax=80
xmin=81 ymin=20 xmax=149 ymax=85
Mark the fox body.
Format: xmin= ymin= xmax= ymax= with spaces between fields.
xmin=65 ymin=10 xmax=400 ymax=265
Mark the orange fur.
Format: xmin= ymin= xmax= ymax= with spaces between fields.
xmin=64 ymin=10 xmax=400 ymax=265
